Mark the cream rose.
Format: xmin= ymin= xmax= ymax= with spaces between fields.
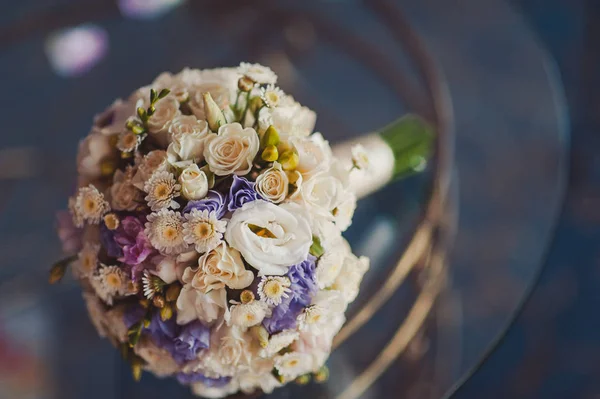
xmin=315 ymin=248 xmax=345 ymax=289
xmin=110 ymin=167 xmax=143 ymax=211
xmin=204 ymin=123 xmax=259 ymax=176
xmin=225 ymin=200 xmax=312 ymax=276
xmin=179 ymin=164 xmax=209 ymax=200
xmin=258 ymin=102 xmax=316 ymax=138
xmin=185 ymin=243 xmax=254 ymax=293
xmin=331 ymin=253 xmax=370 ymax=302
xmin=77 ymin=131 xmax=117 ymax=180
xmin=146 ymin=96 xmax=181 ymax=135
xmin=255 ymin=162 xmax=288 ymax=203
xmin=332 ymin=192 xmax=357 ymax=232
xmin=166 ymin=116 xmax=210 ymax=165
xmin=187 ymin=69 xmax=238 ymax=120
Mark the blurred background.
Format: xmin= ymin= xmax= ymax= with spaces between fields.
xmin=0 ymin=0 xmax=597 ymax=398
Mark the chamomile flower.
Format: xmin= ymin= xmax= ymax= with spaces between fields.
xmin=228 ymin=299 xmax=270 ymax=329
xmin=182 ymin=209 xmax=226 ymax=253
xmin=145 ymin=209 xmax=188 ymax=254
xmin=142 ymin=270 xmax=166 ymax=299
xmin=259 ymin=330 xmax=299 ymax=358
xmin=297 ymin=305 xmax=327 ymax=333
xmin=75 ymin=242 xmax=100 ymax=278
xmin=260 ymin=85 xmax=285 ymax=108
xmin=73 ymin=184 xmax=110 ymax=227
xmin=238 ymin=62 xmax=277 ymax=84
xmin=351 ymin=144 xmax=370 ymax=170
xmin=257 ymin=276 xmax=291 ymax=306
xmin=144 ymin=170 xmax=181 ymax=211
xmin=274 ymin=352 xmax=312 ymax=380
xmin=117 ymin=130 xmax=143 ymax=153
xmin=93 ymin=265 xmax=125 ymax=305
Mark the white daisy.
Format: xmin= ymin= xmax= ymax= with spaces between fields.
xmin=351 ymin=144 xmax=370 ymax=170
xmin=274 ymin=352 xmax=312 ymax=380
xmin=238 ymin=62 xmax=277 ymax=84
xmin=297 ymin=305 xmax=327 ymax=333
xmin=75 ymin=242 xmax=100 ymax=278
xmin=145 ymin=209 xmax=188 ymax=255
xmin=142 ymin=270 xmax=166 ymax=300
xmin=73 ymin=184 xmax=110 ymax=227
xmin=260 ymin=85 xmax=285 ymax=108
xmin=117 ymin=130 xmax=142 ymax=153
xmin=260 ymin=330 xmax=299 ymax=358
xmin=257 ymin=276 xmax=291 ymax=306
xmin=182 ymin=209 xmax=226 ymax=253
xmin=227 ymin=300 xmax=270 ymax=329
xmin=143 ymin=170 xmax=181 ymax=211
xmin=92 ymin=265 xmax=126 ymax=305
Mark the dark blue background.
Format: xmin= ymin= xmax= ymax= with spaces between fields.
xmin=454 ymin=1 xmax=600 ymax=398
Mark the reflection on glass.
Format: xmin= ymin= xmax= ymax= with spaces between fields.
xmin=118 ymin=0 xmax=185 ymax=20
xmin=44 ymin=24 xmax=108 ymax=77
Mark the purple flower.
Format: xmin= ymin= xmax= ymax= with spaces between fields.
xmin=263 ymin=256 xmax=318 ymax=334
xmin=114 ymin=216 xmax=155 ymax=266
xmin=56 ymin=211 xmax=83 ymax=254
xmin=176 ymin=372 xmax=231 ymax=387
xmin=100 ymin=223 xmax=122 ymax=258
xmin=184 ymin=190 xmax=226 ymax=218
xmin=144 ymin=313 xmax=211 ymax=365
xmin=227 ymin=176 xmax=261 ymax=212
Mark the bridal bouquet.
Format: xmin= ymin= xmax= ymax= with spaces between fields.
xmin=53 ymin=64 xmax=372 ymax=397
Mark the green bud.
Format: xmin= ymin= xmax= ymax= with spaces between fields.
xmin=160 ymin=304 xmax=173 ymax=321
xmin=250 ymin=325 xmax=269 ymax=348
xmin=309 ymin=236 xmax=325 ymax=257
xmin=261 ymin=145 xmax=279 ymax=162
xmin=150 ymin=88 xmax=157 ymax=104
xmin=131 ymin=359 xmax=143 ymax=382
xmin=137 ymin=107 xmax=147 ymax=122
xmin=158 ymin=88 xmax=170 ymax=99
xmin=295 ymin=374 xmax=312 ymax=385
xmin=249 ymin=96 xmax=264 ymax=113
xmin=203 ymin=92 xmax=227 ymax=131
xmin=278 ymin=149 xmax=299 ymax=171
xmin=238 ymin=76 xmax=255 ymax=92
xmin=314 ymin=365 xmax=329 ymax=383
xmin=261 ymin=125 xmax=280 ymax=147
xmin=48 ymin=262 xmax=67 ymax=284
xmin=131 ymin=125 xmax=146 ymax=135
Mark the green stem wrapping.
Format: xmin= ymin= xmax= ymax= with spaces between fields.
xmin=378 ymin=115 xmax=435 ymax=180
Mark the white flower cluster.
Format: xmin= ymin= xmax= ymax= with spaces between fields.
xmin=61 ymin=64 xmax=369 ymax=397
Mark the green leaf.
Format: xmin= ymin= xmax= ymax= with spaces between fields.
xmin=158 ymin=88 xmax=170 ymax=99
xmin=127 ymin=322 xmax=143 ymax=348
xmin=379 ymin=115 xmax=435 ymax=180
xmin=309 ymin=236 xmax=325 ymax=257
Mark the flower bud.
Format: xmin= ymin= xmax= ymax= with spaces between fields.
xmin=314 ymin=365 xmax=329 ymax=383
xmin=165 ymin=284 xmax=182 ymax=302
xmin=240 ymin=290 xmax=255 ymax=304
xmin=104 ymin=213 xmax=120 ymax=230
xmin=203 ymin=92 xmax=226 ymax=131
xmin=131 ymin=359 xmax=143 ymax=382
xmin=238 ymin=76 xmax=255 ymax=92
xmin=160 ymin=304 xmax=173 ymax=321
xmin=250 ymin=325 xmax=269 ymax=348
xmin=49 ymin=262 xmax=67 ymax=284
xmin=278 ymin=149 xmax=299 ymax=170
xmin=261 ymin=145 xmax=279 ymax=162
xmin=100 ymin=159 xmax=117 ymax=176
xmin=249 ymin=96 xmax=264 ymax=113
xmin=261 ymin=125 xmax=280 ymax=148
xmin=153 ymin=295 xmax=166 ymax=309
xmin=295 ymin=374 xmax=311 ymax=385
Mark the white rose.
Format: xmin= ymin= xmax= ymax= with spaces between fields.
xmin=258 ymin=102 xmax=317 ymax=138
xmin=293 ymin=171 xmax=345 ymax=217
xmin=175 ymin=284 xmax=227 ymax=325
xmin=331 ymin=253 xmax=370 ymax=303
xmin=152 ymin=72 xmax=189 ymax=103
xmin=166 ymin=116 xmax=210 ymax=167
xmin=202 ymin=324 xmax=254 ymax=377
xmin=291 ymin=133 xmax=332 ymax=178
xmin=332 ymin=192 xmax=357 ymax=232
xmin=192 ymin=382 xmax=239 ymax=399
xmin=178 ymin=164 xmax=209 ymax=200
xmin=239 ymin=62 xmax=277 ymax=84
xmin=225 ymin=200 xmax=312 ymax=276
xmin=146 ymin=96 xmax=181 ymax=136
xmin=185 ymin=242 xmax=254 ymax=293
xmin=204 ymin=123 xmax=259 ymax=176
xmin=255 ymin=162 xmax=289 ymax=203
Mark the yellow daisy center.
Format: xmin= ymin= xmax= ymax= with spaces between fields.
xmin=162 ymin=226 xmax=179 ymax=241
xmin=194 ymin=222 xmax=214 ymax=240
